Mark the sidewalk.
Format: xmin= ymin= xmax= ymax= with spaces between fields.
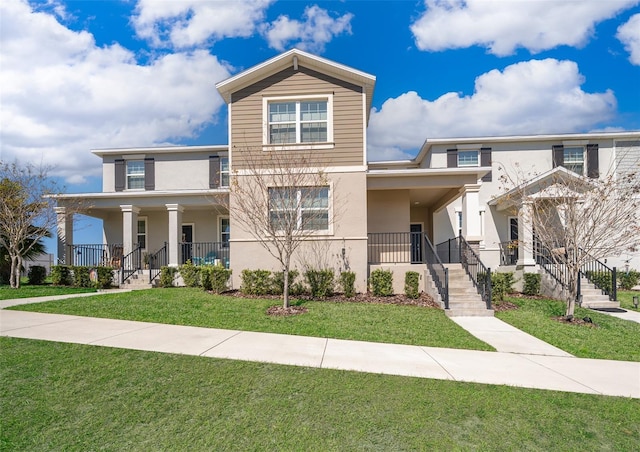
xmin=2 ymin=307 xmax=638 ymax=398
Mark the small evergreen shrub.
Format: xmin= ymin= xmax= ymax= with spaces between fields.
xmin=27 ymin=265 xmax=47 ymax=285
xmin=72 ymin=266 xmax=92 ymax=288
xmin=491 ymin=272 xmax=514 ymax=301
xmin=340 ymin=271 xmax=356 ymax=298
xmin=585 ymin=270 xmax=613 ymax=293
xmin=618 ymin=270 xmax=640 ymax=290
xmin=522 ymin=273 xmax=541 ymax=296
xmin=404 ymin=271 xmax=420 ymax=299
xmin=201 ymin=265 xmax=232 ymax=293
xmin=370 ymin=269 xmax=393 ymax=297
xmin=179 ymin=260 xmax=200 ymax=288
xmin=272 ymin=270 xmax=300 ymax=295
xmin=305 ymin=269 xmax=335 ymax=299
xmin=95 ymin=267 xmax=114 ymax=289
xmin=51 ymin=265 xmax=72 ymax=286
xmin=159 ymin=266 xmax=177 ymax=288
xmin=240 ymin=269 xmax=272 ymax=295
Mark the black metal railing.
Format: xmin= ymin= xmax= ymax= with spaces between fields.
xmin=149 ymin=243 xmax=168 ymax=284
xmin=367 ymin=232 xmax=424 ymax=264
xmin=534 ymin=241 xmax=571 ymax=291
xmin=458 ymin=236 xmax=492 ymax=309
xmin=498 ymin=241 xmax=519 ymax=266
xmin=66 ymin=244 xmax=124 ymax=268
xmin=580 ymin=249 xmax=617 ymax=301
xmin=435 ymin=237 xmax=461 ymax=264
xmin=424 ymin=234 xmax=449 ymax=308
xmin=121 ymin=244 xmax=142 ymax=284
xmin=181 ymin=242 xmax=230 ymax=268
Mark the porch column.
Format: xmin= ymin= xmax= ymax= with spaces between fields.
xmin=55 ymin=207 xmax=73 ymax=264
xmin=517 ymin=200 xmax=536 ymax=267
xmin=120 ymin=205 xmax=140 ymax=256
xmin=461 ymin=184 xmax=482 ymax=242
xmin=166 ymin=204 xmax=183 ymax=267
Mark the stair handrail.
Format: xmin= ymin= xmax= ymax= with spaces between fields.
xmin=534 ymin=239 xmax=572 ymax=297
xmin=457 ymin=235 xmax=492 ymax=309
xmin=120 ymin=244 xmax=142 ymax=284
xmin=423 ymin=233 xmax=449 ymax=309
xmin=149 ymin=243 xmax=168 ymax=284
xmin=578 ymin=247 xmax=617 ymax=301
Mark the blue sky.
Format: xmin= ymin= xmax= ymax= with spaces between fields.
xmin=1 ymin=0 xmax=640 ymax=247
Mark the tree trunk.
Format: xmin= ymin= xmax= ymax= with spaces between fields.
xmin=283 ymin=267 xmax=290 ymax=309
xmin=10 ymin=254 xmax=21 ymax=289
xmin=565 ymin=266 xmax=579 ymax=319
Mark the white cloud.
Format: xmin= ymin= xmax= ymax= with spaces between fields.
xmin=411 ymin=0 xmax=639 ymax=56
xmin=617 ymin=13 xmax=640 ymax=65
xmin=132 ymin=0 xmax=274 ymax=48
xmin=0 ymin=0 xmax=231 ymax=183
xmin=367 ymin=59 xmax=616 ymax=160
xmin=262 ymin=5 xmax=353 ymax=53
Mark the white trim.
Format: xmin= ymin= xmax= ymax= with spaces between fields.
xmin=456 ymin=143 xmax=483 ymax=150
xmin=362 ymin=90 xmax=368 ymax=166
xmin=234 ymin=165 xmax=366 ymax=176
xmin=217 ymin=215 xmax=230 ymax=244
xmin=508 ymin=216 xmax=518 ymax=241
xmin=93 ymin=145 xmax=228 ymax=156
xmin=137 ymin=216 xmax=148 ymax=251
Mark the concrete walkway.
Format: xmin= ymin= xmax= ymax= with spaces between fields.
xmin=1 ymin=306 xmax=638 ymax=398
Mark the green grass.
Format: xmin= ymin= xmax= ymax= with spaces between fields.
xmin=0 ymin=284 xmax=97 ymax=300
xmin=496 ymin=296 xmax=640 ymax=361
xmin=9 ymin=288 xmax=492 ymax=351
xmin=1 ymin=337 xmax=638 ymax=451
xmin=618 ymin=290 xmax=640 ymax=311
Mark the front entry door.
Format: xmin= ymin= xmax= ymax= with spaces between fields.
xmin=410 ymin=224 xmax=423 ymax=263
xmin=181 ymin=225 xmax=193 ymax=264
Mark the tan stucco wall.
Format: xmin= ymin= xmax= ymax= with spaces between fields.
xmin=368 ymin=263 xmax=428 ymax=294
xmin=367 ymin=190 xmax=410 ymax=233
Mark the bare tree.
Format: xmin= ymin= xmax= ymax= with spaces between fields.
xmin=229 ymin=148 xmax=340 ymax=308
xmin=496 ymin=159 xmax=640 ymax=318
xmin=0 ymin=162 xmax=62 ymax=288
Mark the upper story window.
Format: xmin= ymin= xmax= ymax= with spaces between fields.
xmin=220 ymin=157 xmax=230 ymax=187
xmin=127 ymin=160 xmax=145 ymax=189
xmin=457 ymin=150 xmax=479 ymax=167
xmin=263 ymin=95 xmax=333 ymax=149
xmin=269 ymin=186 xmax=330 ymax=232
xmin=563 ymin=146 xmax=585 ymax=175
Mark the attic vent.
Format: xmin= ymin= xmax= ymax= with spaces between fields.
xmin=293 ymin=55 xmax=298 ymax=71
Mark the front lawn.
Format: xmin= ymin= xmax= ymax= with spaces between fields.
xmin=0 ymin=284 xmax=97 ymax=300
xmin=2 ymin=337 xmax=638 ymax=451
xmin=618 ymin=290 xmax=640 ymax=311
xmin=8 ymin=288 xmax=493 ymax=351
xmin=495 ymin=296 xmax=640 ymax=361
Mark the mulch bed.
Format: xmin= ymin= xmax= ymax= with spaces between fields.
xmin=552 ymin=316 xmax=599 ymax=327
xmin=491 ymin=300 xmax=519 ymax=312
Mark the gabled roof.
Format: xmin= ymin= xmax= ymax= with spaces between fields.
xmin=489 ymin=166 xmax=595 ymax=211
xmin=215 ymin=48 xmax=376 ymax=116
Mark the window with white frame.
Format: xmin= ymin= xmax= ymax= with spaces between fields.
xmin=127 ymin=160 xmax=145 ymax=189
xmin=457 ymin=150 xmax=479 ymax=167
xmin=220 ymin=217 xmax=230 ymax=246
xmin=269 ymin=186 xmax=329 ymax=231
xmin=137 ymin=218 xmax=147 ymax=250
xmin=563 ymin=146 xmax=585 ymax=175
xmin=264 ymin=95 xmax=333 ymax=146
xmin=220 ymin=157 xmax=229 ymax=187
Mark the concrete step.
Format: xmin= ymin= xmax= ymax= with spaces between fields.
xmin=581 ymin=300 xmax=621 ymax=309
xmin=446 ymin=308 xmax=494 ymax=317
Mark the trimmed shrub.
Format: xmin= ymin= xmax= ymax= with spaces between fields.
xmin=370 ymin=269 xmax=393 ymax=297
xmin=305 ymin=269 xmax=335 ymax=299
xmin=51 ymin=265 xmax=72 ymax=286
xmin=618 ymin=270 xmax=640 ymax=290
xmin=72 ymin=266 xmax=92 ymax=288
xmin=585 ymin=270 xmax=613 ymax=293
xmin=522 ymin=273 xmax=541 ymax=296
xmin=179 ymin=260 xmax=200 ymax=288
xmin=240 ymin=269 xmax=272 ymax=296
xmin=340 ymin=271 xmax=356 ymax=298
xmin=201 ymin=265 xmax=232 ymax=293
xmin=27 ymin=265 xmax=47 ymax=285
xmin=95 ymin=267 xmax=114 ymax=289
xmin=159 ymin=266 xmax=177 ymax=288
xmin=404 ymin=271 xmax=420 ymax=299
xmin=272 ymin=269 xmax=300 ymax=295
xmin=491 ymin=272 xmax=514 ymax=301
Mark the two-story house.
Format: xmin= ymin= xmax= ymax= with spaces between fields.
xmin=54 ymin=49 xmax=640 ymax=309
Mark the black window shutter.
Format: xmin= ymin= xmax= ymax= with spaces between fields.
xmin=115 ymin=159 xmax=125 ymax=191
xmin=144 ymin=158 xmax=155 ymax=190
xmin=586 ymin=144 xmax=599 ymax=178
xmin=552 ymin=145 xmax=564 ymax=168
xmin=447 ymin=149 xmax=458 ymax=168
xmin=480 ymin=147 xmax=492 ymax=182
xmin=209 ymin=156 xmax=220 ymax=188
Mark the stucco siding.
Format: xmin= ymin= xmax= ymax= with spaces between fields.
xmin=367 ymin=190 xmax=410 ymax=233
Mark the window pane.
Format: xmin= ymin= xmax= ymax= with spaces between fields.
xmin=128 ymin=176 xmax=144 ymax=189
xmin=221 ymin=157 xmax=229 ymax=171
xmin=302 ymin=211 xmax=328 ymax=230
xmin=301 ymin=187 xmax=328 ymax=208
xmin=270 ymin=124 xmax=296 ymax=144
xmin=301 ymin=101 xmax=327 ymax=121
xmin=269 ymin=102 xmax=296 ymax=122
xmin=564 ymin=147 xmax=584 ymax=175
xmin=301 ymin=123 xmax=327 ymax=143
xmin=127 ymin=161 xmax=145 ymax=189
xmin=458 ymin=151 xmax=479 ymax=167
